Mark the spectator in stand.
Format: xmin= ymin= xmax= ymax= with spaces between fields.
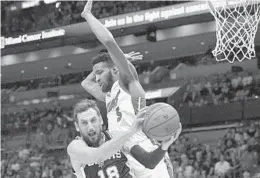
xmin=212 ymin=82 xmax=223 ymax=105
xmin=214 ymin=154 xmax=231 ymax=177
xmin=73 ymin=1 xmax=85 ymax=22
xmin=52 ymin=162 xmax=63 ymax=178
xmin=182 ymin=83 xmax=194 ymax=106
xmin=33 ymin=128 xmax=45 ymax=150
xmin=247 ymin=122 xmax=257 ymax=137
xmin=243 ymin=170 xmax=251 ymax=178
xmin=240 ymin=146 xmax=258 ymax=173
xmin=226 ymin=150 xmax=240 ymax=177
xmin=194 ymin=149 xmax=204 ymax=167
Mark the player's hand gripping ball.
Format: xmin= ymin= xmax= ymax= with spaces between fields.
xmin=142 ymin=103 xmax=181 ymax=141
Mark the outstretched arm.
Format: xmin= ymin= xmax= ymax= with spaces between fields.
xmin=81 ymin=0 xmax=145 ymax=98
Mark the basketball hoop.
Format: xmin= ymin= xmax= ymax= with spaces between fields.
xmin=207 ymin=0 xmax=260 ymax=63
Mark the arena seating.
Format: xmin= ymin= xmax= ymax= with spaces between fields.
xmin=1 ymin=1 xmax=188 ymax=36
xmin=0 ymin=53 xmax=235 ymax=92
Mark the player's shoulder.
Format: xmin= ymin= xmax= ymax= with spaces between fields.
xmin=70 ymin=136 xmax=85 ymax=145
xmin=118 ymin=76 xmax=145 ymax=98
xmin=67 ymin=137 xmax=87 ymax=154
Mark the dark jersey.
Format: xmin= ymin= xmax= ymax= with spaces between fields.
xmin=73 ymin=131 xmax=133 ymax=178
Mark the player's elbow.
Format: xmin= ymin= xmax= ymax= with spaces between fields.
xmin=103 ymin=38 xmax=113 ymax=46
xmin=145 ymin=164 xmax=156 ymax=169
xmin=67 ymin=142 xmax=77 ymax=159
xmin=143 ymin=159 xmax=158 ymax=169
xmin=81 ymin=80 xmax=89 ymax=91
xmin=103 ymin=37 xmax=117 ymax=49
xmin=135 ymin=157 xmax=157 ymax=169
xmin=140 ymin=154 xmax=161 ymax=169
xmin=137 ymin=160 xmax=156 ymax=169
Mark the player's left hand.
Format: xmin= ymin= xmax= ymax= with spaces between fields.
xmin=81 ymin=0 xmax=93 ymax=18
xmin=125 ymin=51 xmax=144 ymax=61
xmin=161 ymin=123 xmax=182 ymax=151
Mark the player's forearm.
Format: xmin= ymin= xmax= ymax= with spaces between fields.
xmin=82 ymin=12 xmax=130 ymax=76
xmin=82 ymin=12 xmax=114 ymax=47
xmin=81 ymin=72 xmax=105 ymax=102
xmin=130 ymin=145 xmax=167 ymax=169
xmin=98 ymin=130 xmax=136 ymax=160
xmin=81 ymin=71 xmax=96 ymax=88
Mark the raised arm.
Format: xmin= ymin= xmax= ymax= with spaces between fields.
xmin=81 ymin=71 xmax=106 ymax=102
xmin=81 ymin=0 xmax=145 ymax=98
xmin=67 ymin=118 xmax=143 ymax=165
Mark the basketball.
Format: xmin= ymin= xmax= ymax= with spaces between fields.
xmin=142 ymin=103 xmax=181 ymax=141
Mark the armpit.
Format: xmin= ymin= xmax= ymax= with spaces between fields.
xmin=131 ymin=97 xmax=146 ymax=114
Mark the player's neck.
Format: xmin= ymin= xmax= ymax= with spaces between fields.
xmin=113 ymin=75 xmax=119 ymax=83
xmin=98 ymin=132 xmax=106 ymax=146
xmin=90 ymin=133 xmax=105 ymax=148
xmin=108 ymin=80 xmax=118 ymax=93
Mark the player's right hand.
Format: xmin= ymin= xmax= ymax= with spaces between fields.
xmin=125 ymin=51 xmax=144 ymax=61
xmin=81 ymin=0 xmax=93 ymax=18
xmin=161 ymin=123 xmax=182 ymax=150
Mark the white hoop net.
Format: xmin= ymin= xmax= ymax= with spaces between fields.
xmin=207 ymin=0 xmax=260 ymax=63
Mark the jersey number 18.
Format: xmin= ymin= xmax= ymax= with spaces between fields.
xmin=98 ymin=165 xmax=119 ymax=178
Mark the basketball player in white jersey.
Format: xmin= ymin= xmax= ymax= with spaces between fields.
xmin=81 ymin=1 xmax=182 ymax=178
xmin=67 ymin=99 xmax=144 ymax=178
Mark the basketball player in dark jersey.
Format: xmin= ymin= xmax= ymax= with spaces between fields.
xmin=67 ymin=99 xmax=144 ymax=178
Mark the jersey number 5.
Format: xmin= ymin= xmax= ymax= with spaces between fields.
xmin=116 ymin=107 xmax=122 ymax=122
xmin=98 ymin=165 xmax=119 ymax=178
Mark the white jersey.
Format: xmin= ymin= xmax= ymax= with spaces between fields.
xmin=106 ymin=81 xmax=170 ymax=178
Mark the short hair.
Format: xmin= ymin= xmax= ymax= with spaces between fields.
xmin=99 ymin=49 xmax=108 ymax=53
xmin=91 ymin=53 xmax=113 ymax=67
xmin=73 ymin=99 xmax=101 ymax=123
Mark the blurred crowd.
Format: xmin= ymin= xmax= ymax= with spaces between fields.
xmin=168 ymin=121 xmax=260 ymax=178
xmin=1 ymin=106 xmax=77 ymax=178
xmin=2 ymin=71 xmax=88 ymax=92
xmin=1 ymin=1 xmax=187 ymax=36
xmin=1 ymin=146 xmax=73 ymax=178
xmin=1 ymin=105 xmax=75 ymax=138
xmin=1 ymin=106 xmax=76 ymax=178
xmin=180 ymin=71 xmax=260 ymax=107
xmin=1 ymin=120 xmax=259 ymax=178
